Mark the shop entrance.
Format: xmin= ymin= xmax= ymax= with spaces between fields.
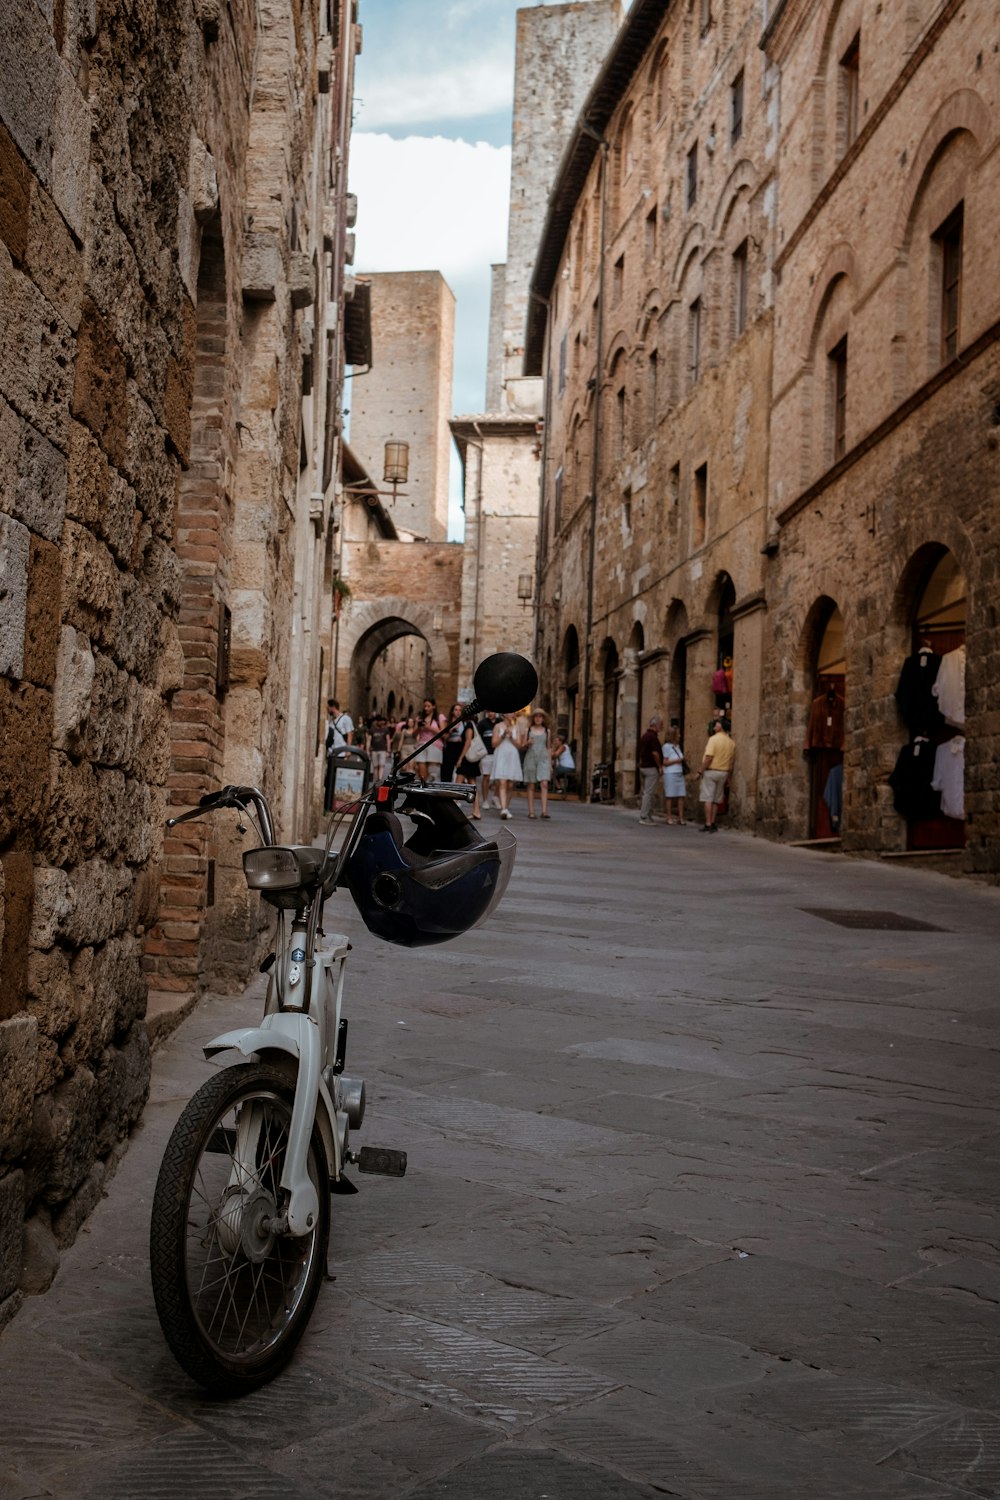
xmin=805 ymin=604 xmax=846 ymax=838
xmin=713 ymin=577 xmax=735 ymax=718
xmin=903 ymin=552 xmax=966 ymax=850
xmin=600 ymin=639 xmax=619 ymax=795
xmin=563 ymin=626 xmax=580 ymax=749
xmin=630 ymin=622 xmax=644 ymax=799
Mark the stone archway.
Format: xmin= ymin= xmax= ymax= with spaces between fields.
xmin=337 ymin=595 xmax=457 ymax=718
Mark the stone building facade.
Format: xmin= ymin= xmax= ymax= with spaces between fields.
xmin=348 ymin=270 xmax=455 ymax=542
xmin=757 ymin=0 xmax=999 ymax=879
xmin=332 ymin=272 xmax=464 ymax=715
xmin=455 ymin=0 xmax=624 ymax=698
xmin=528 ymin=0 xmax=1000 ymax=878
xmin=529 ymin=0 xmax=776 ymax=805
xmin=0 ymin=0 xmax=362 ymax=1307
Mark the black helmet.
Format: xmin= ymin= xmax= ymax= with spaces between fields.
xmin=344 ymin=794 xmax=515 ymax=948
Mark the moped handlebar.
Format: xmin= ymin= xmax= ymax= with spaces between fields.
xmin=166 ymin=784 xmax=276 ymax=845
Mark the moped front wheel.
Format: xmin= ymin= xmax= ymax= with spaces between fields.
xmin=150 ymin=1061 xmax=330 ymax=1395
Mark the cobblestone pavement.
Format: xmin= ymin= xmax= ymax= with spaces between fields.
xmin=2 ymin=800 xmax=1000 ymax=1499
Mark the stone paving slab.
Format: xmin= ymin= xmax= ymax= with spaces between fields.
xmin=2 ymin=802 xmax=999 ymax=1497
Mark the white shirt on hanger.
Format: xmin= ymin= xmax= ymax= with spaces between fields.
xmin=931 ymin=736 xmax=965 ymax=820
xmin=932 ymin=645 xmax=965 ymax=727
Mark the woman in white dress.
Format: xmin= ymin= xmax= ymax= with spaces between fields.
xmin=491 ymin=713 xmax=524 ymax=819
xmin=661 ymin=720 xmax=687 ymax=824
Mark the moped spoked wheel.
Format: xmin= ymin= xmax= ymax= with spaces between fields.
xmin=150 ymin=1062 xmax=330 ymax=1396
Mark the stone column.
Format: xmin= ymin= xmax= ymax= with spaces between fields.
xmin=731 ymin=595 xmax=766 ymax=827
xmin=620 ymin=647 xmax=640 ymax=805
xmin=682 ymin=629 xmax=716 ymax=769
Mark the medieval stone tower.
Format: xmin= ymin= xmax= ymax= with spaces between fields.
xmin=456 ymin=0 xmax=624 ymax=685
xmin=348 ymin=270 xmax=455 ymax=541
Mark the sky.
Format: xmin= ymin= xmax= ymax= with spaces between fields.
xmin=348 ymin=0 xmax=528 ymax=535
xmin=348 ymin=1 xmax=634 ymax=535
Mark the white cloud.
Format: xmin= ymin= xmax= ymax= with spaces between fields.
xmin=354 ymin=0 xmax=519 ymax=130
xmin=357 ymin=58 xmax=513 ymax=130
xmin=349 ymin=133 xmax=511 ymax=284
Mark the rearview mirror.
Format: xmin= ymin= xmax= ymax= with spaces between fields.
xmin=472 ymin=652 xmax=539 ymax=713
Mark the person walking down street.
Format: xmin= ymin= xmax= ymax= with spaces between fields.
xmin=413 ymin=698 xmax=447 ymax=782
xmin=441 ymin=703 xmax=467 ymax=783
xmin=365 ymin=715 xmax=391 ymax=786
xmin=522 ymin=710 xmax=553 ymax=819
xmin=491 ymin=713 xmax=523 ymax=819
xmin=661 ymin=718 xmax=687 ymax=824
xmin=454 ymin=718 xmax=486 ymax=819
xmin=393 ymin=715 xmax=417 ymax=769
xmin=477 ymin=710 xmax=500 ymax=809
xmin=700 ymin=718 xmax=735 ymax=832
xmin=637 ymin=714 xmax=664 ymax=825
xmin=324 ymin=698 xmax=354 ymax=812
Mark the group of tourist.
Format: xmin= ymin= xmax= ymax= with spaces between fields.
xmin=637 ymin=714 xmax=736 ymax=833
xmin=324 ymin=695 xmax=575 ymax=820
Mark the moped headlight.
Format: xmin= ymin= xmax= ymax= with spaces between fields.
xmin=243 ymin=846 xmax=301 ymax=891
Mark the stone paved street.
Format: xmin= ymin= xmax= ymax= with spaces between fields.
xmin=2 ymin=800 xmax=999 ymax=1499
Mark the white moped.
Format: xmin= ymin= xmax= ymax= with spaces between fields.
xmin=149 ymin=652 xmax=536 ymax=1394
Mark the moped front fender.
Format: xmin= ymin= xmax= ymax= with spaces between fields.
xmin=204 ymin=1014 xmax=340 ymax=1233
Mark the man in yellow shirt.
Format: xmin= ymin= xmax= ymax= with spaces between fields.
xmin=700 ymin=718 xmax=735 ymax=832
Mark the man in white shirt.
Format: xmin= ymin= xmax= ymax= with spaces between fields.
xmin=324 ymin=699 xmax=354 ymax=812
xmin=326 ymin=699 xmax=354 ymax=748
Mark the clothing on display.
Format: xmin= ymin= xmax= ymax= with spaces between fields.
xmin=822 ymin=761 xmax=844 ymax=830
xmin=888 ymin=736 xmax=941 ymax=822
xmin=894 ymin=647 xmax=944 ymax=735
xmin=711 ymin=661 xmax=733 ymax=708
xmin=932 ymin=645 xmax=966 ymax=728
xmin=931 ymin=736 xmax=965 ymax=820
xmin=805 ymin=689 xmax=845 ymax=750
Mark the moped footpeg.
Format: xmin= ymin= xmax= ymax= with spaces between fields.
xmin=357 ymin=1146 xmax=407 ymax=1178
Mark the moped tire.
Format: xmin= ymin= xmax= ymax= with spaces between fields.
xmin=150 ymin=1061 xmax=330 ymax=1396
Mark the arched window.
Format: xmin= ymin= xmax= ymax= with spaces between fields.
xmin=653 ymin=42 xmax=671 ymax=125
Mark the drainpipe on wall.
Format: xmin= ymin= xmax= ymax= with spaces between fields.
xmin=470 ymin=422 xmax=485 ymax=677
xmin=581 ymin=128 xmax=609 ymax=797
xmin=533 ymin=297 xmax=552 ymax=671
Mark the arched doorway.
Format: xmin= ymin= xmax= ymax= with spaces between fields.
xmin=663 ymin=599 xmax=689 ymax=744
xmin=894 ymin=549 xmax=966 ymax=850
xmin=803 ymin=601 xmax=846 ymax=837
xmin=714 ymin=575 xmax=736 ymax=718
xmin=350 ymin=618 xmax=433 ymax=726
xmin=628 ymin=621 xmax=645 ymax=798
xmin=598 ymin=637 xmax=619 ymax=799
xmin=563 ymin=626 xmax=580 ymax=750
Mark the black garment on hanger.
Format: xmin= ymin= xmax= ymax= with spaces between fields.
xmin=888 ymin=737 xmax=941 ymax=822
xmin=894 ymin=649 xmax=944 ymax=736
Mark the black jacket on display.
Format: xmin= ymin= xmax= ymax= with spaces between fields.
xmin=888 ymin=738 xmax=941 ymax=821
xmin=894 ymin=650 xmax=944 ymax=736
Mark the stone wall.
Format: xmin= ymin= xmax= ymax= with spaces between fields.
xmin=531 ymin=0 xmax=999 ymax=867
xmin=335 ymin=538 xmax=464 ymax=712
xmin=0 ymin=0 xmax=357 ymax=1309
xmin=453 ymin=416 xmax=541 ymax=689
xmin=534 ymin=0 xmax=776 ymax=810
xmin=759 ymin=0 xmax=1000 ymax=873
